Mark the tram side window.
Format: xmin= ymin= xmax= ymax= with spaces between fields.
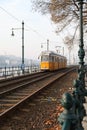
xmin=41 ymin=55 xmax=49 ymax=61
xmin=49 ymin=56 xmax=52 ymax=62
xmin=59 ymin=58 xmax=61 ymax=63
xmin=52 ymin=56 xmax=55 ymax=62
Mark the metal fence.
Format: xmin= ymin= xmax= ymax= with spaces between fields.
xmin=0 ymin=65 xmax=40 ymax=79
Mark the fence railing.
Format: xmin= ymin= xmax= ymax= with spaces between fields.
xmin=58 ymin=70 xmax=87 ymax=130
xmin=0 ymin=65 xmax=40 ymax=79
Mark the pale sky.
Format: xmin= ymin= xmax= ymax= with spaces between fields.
xmin=0 ymin=0 xmax=79 ymax=63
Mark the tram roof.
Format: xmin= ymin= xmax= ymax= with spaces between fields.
xmin=40 ymin=51 xmax=66 ymax=59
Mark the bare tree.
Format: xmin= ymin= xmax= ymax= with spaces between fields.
xmin=31 ymin=0 xmax=87 ymax=49
xmin=31 ymin=0 xmax=87 ymax=30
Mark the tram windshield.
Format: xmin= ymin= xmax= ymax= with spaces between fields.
xmin=41 ymin=55 xmax=49 ymax=61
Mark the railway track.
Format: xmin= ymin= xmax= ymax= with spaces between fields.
xmin=0 ymin=67 xmax=76 ymax=122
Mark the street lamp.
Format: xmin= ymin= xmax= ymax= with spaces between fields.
xmin=41 ymin=39 xmax=49 ymax=51
xmin=11 ymin=21 xmax=25 ymax=74
xmin=55 ymin=46 xmax=64 ymax=55
xmin=55 ymin=46 xmax=61 ymax=54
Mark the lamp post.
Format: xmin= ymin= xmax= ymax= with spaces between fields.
xmin=47 ymin=39 xmax=49 ymax=51
xmin=68 ymin=46 xmax=71 ymax=65
xmin=11 ymin=21 xmax=25 ymax=74
xmin=73 ymin=0 xmax=86 ymax=129
xmin=41 ymin=39 xmax=49 ymax=51
xmin=55 ymin=46 xmax=64 ymax=55
xmin=78 ymin=0 xmax=85 ymax=87
xmin=55 ymin=46 xmax=61 ymax=54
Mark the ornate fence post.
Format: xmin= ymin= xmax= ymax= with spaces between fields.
xmin=73 ymin=79 xmax=85 ymax=130
xmin=58 ymin=93 xmax=77 ymax=130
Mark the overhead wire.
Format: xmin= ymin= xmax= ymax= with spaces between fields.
xmin=0 ymin=5 xmax=77 ymax=45
xmin=0 ymin=6 xmax=21 ymax=23
xmin=0 ymin=5 xmax=47 ymax=40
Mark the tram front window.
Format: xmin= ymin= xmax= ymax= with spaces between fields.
xmin=41 ymin=55 xmax=49 ymax=62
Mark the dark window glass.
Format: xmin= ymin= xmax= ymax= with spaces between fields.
xmin=41 ymin=55 xmax=49 ymax=61
xmin=49 ymin=56 xmax=52 ymax=62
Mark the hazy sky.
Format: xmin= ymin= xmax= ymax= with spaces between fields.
xmin=0 ymin=0 xmax=78 ymax=62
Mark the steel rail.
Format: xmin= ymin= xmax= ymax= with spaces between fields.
xmin=0 ymin=67 xmax=76 ymax=121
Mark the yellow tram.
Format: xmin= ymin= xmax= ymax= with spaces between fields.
xmin=40 ymin=51 xmax=67 ymax=71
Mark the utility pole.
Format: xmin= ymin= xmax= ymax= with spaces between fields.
xmin=63 ymin=47 xmax=64 ymax=55
xmin=47 ymin=39 xmax=49 ymax=51
xmin=22 ymin=21 xmax=24 ymax=74
xmin=41 ymin=39 xmax=49 ymax=51
xmin=11 ymin=21 xmax=25 ymax=74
